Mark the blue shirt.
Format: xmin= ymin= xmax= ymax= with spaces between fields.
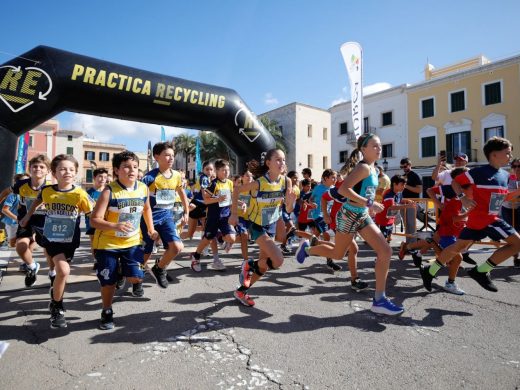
xmin=2 ymin=193 xmax=19 ymax=225
xmin=309 ymin=183 xmax=332 ymax=220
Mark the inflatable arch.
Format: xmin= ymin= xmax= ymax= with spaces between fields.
xmin=0 ymin=46 xmax=275 ymax=189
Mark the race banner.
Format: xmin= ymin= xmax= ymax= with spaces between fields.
xmin=340 ymin=42 xmax=363 ymax=138
xmin=15 ymin=133 xmax=29 ymax=173
xmin=195 ymin=135 xmax=202 ymax=175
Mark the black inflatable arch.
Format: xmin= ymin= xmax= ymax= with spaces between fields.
xmin=0 ymin=46 xmax=275 ymax=189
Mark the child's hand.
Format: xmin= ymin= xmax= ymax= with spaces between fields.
xmin=116 ymin=221 xmax=135 ymax=233
xmin=181 ymin=212 xmax=188 ymax=226
xmin=148 ymin=229 xmax=159 ymax=241
xmin=309 ymin=202 xmax=318 ymax=209
xmin=370 ymin=201 xmax=384 ymax=214
xmin=229 ymin=214 xmax=238 ymax=226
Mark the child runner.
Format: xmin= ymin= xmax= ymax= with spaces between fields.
xmin=86 ymin=168 xmax=109 ymax=265
xmin=2 ymin=174 xmax=29 ymax=255
xmin=234 ymin=170 xmax=254 ymax=264
xmin=20 ymin=155 xmax=93 ymax=329
xmin=190 ymin=159 xmax=235 ymax=272
xmin=139 ymin=141 xmax=189 ymax=293
xmin=420 ymin=137 xmax=520 ymax=292
xmin=0 ymin=155 xmax=52 ymax=287
xmin=501 ymin=158 xmax=520 ymax=267
xmin=230 ymin=149 xmax=296 ymax=306
xmin=295 ymin=133 xmax=404 ymax=315
xmin=374 ymin=175 xmax=416 ymax=244
xmin=91 ymin=150 xmax=157 ymax=330
xmin=279 ymin=171 xmax=299 ymax=254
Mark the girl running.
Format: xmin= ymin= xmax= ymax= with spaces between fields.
xmin=230 ymin=149 xmax=296 ymax=306
xmin=295 ymin=133 xmax=404 ymax=315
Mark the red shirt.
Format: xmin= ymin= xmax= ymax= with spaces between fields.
xmin=321 ymin=179 xmax=344 ymax=230
xmin=375 ymin=189 xmax=401 ymax=226
xmin=297 ymin=191 xmax=313 ymax=224
xmin=431 ymin=186 xmax=465 ymax=237
xmin=455 ymin=165 xmax=509 ymax=230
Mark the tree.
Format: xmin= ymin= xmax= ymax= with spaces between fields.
xmin=260 ymin=116 xmax=287 ymax=154
xmin=198 ymin=131 xmax=236 ymax=166
xmin=174 ymin=133 xmax=195 ymax=173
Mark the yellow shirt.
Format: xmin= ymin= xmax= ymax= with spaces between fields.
xmin=248 ymin=175 xmax=286 ymax=226
xmin=93 ymin=180 xmax=148 ymax=250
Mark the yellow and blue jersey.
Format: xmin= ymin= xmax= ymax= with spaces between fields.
xmin=142 ymin=168 xmax=182 ymax=222
xmin=238 ymin=191 xmax=252 ymax=220
xmin=11 ymin=178 xmax=51 ymax=218
xmin=248 ymin=175 xmax=286 ymax=227
xmin=206 ymin=178 xmax=233 ymax=218
xmin=93 ymin=180 xmax=148 ymax=250
xmin=38 ymin=185 xmax=93 ymax=244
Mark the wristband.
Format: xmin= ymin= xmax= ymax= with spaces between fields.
xmin=366 ymin=198 xmax=374 ymax=207
xmin=456 ymin=193 xmax=466 ymax=200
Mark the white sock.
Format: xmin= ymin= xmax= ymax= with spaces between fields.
xmin=49 ymin=270 xmax=56 ymax=277
xmin=27 ymin=262 xmax=37 ymax=270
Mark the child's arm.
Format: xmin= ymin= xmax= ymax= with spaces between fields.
xmin=19 ymin=198 xmax=43 ymax=227
xmin=230 ymin=181 xmax=258 ymax=226
xmin=452 ymin=180 xmax=476 ymax=210
xmin=90 ymin=189 xmax=131 ymax=233
xmin=284 ymin=180 xmax=295 ymax=213
xmin=506 ymin=187 xmax=520 ymax=201
xmin=202 ymin=188 xmax=226 ymax=205
xmin=2 ymin=202 xmax=17 ymax=221
xmin=142 ymin=195 xmax=158 ymax=240
xmin=320 ymin=195 xmax=331 ymax=224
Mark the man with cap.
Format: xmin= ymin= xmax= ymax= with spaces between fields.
xmin=432 ymin=152 xmax=469 ymax=185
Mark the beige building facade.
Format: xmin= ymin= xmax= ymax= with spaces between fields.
xmin=82 ymin=139 xmax=126 ymax=188
xmin=407 ymin=55 xmax=520 ymax=167
xmin=261 ymin=103 xmax=331 ymax=174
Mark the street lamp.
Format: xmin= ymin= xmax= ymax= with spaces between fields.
xmin=383 ymin=158 xmax=388 ymax=172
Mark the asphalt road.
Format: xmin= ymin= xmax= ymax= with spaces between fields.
xmin=0 ymin=237 xmax=519 ymax=389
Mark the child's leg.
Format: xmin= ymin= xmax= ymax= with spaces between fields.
xmin=52 ymin=254 xmax=70 ymax=302
xmin=308 ymin=231 xmax=353 ymax=260
xmin=195 ymin=237 xmax=211 ymax=254
xmin=223 ymin=233 xmax=235 ymax=244
xmin=447 ymin=253 xmax=463 ymax=281
xmin=347 ymin=240 xmax=359 ymax=280
xmin=249 ymin=235 xmax=284 ymax=288
xmin=488 ymin=232 xmax=520 ymax=266
xmin=240 ymin=232 xmax=249 ymax=260
xmin=358 ymin=224 xmax=392 ymax=295
xmin=16 ymin=237 xmax=34 ymax=265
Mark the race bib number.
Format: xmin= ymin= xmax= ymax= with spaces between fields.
xmin=239 ymin=194 xmax=251 ymax=208
xmin=172 ymin=202 xmax=184 ymax=223
xmin=386 ymin=208 xmax=400 ymax=218
xmin=489 ymin=193 xmax=506 ymax=215
xmin=261 ymin=206 xmax=280 ymax=226
xmin=116 ymin=212 xmax=141 ymax=237
xmin=218 ymin=189 xmax=232 ymax=207
xmin=155 ymin=189 xmax=175 ymax=209
xmin=43 ymin=215 xmax=76 ymax=243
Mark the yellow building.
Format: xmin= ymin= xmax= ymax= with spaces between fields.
xmin=407 ymin=54 xmax=520 ymax=167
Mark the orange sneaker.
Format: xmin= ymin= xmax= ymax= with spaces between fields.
xmin=233 ymin=290 xmax=255 ymax=306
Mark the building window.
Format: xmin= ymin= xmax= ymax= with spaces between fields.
xmin=307 ymin=124 xmax=312 ymax=137
xmin=450 ymin=90 xmax=465 ymax=112
xmin=339 ymin=150 xmax=349 ymax=163
xmin=484 ymin=126 xmax=504 ymax=142
xmin=382 ymin=144 xmax=393 ymax=158
xmin=323 ymin=156 xmax=328 ymax=169
xmin=421 ymin=97 xmax=435 ymax=118
xmin=363 ymin=117 xmax=369 ymax=133
xmin=381 ymin=111 xmax=393 ymax=126
xmin=323 ymin=127 xmax=328 ymax=141
xmin=307 ymin=154 xmax=313 ymax=169
xmin=339 ymin=122 xmax=348 ymax=135
xmin=446 ymin=131 xmax=471 ymax=162
xmin=421 ymin=136 xmax=436 ymax=158
xmin=99 ymin=152 xmax=110 ymax=162
xmin=67 ymin=135 xmax=73 ymax=141
xmin=28 ymin=135 xmax=33 ymax=147
xmin=66 ymin=147 xmax=74 ymax=155
xmin=85 ymin=151 xmax=95 ymax=160
xmin=484 ymin=81 xmax=502 ymax=105
xmin=86 ymin=169 xmax=93 ymax=183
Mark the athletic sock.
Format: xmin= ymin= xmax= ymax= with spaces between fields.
xmin=374 ymin=291 xmax=385 ymax=301
xmin=477 ymin=259 xmax=497 ymax=273
xmin=27 ymin=262 xmax=36 ymax=270
xmin=304 ymin=246 xmax=310 ymax=255
xmin=49 ymin=270 xmax=56 ymax=277
xmin=448 ymin=278 xmax=455 ymax=284
xmin=237 ymin=285 xmax=248 ymax=292
xmin=429 ymin=260 xmax=443 ymax=276
xmin=192 ymin=252 xmax=201 ymax=260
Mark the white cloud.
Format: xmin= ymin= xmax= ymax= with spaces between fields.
xmin=264 ymin=92 xmax=279 ymax=106
xmin=330 ymin=82 xmax=392 ymax=107
xmin=68 ymin=113 xmax=193 ymax=152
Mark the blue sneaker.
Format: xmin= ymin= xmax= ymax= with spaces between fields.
xmin=370 ymin=296 xmax=404 ymax=316
xmin=295 ymin=240 xmax=309 ymax=264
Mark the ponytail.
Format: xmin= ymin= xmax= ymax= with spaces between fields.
xmin=340 ymin=133 xmax=376 ymax=175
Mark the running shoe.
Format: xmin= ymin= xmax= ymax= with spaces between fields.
xmin=99 ymin=308 xmax=114 ymax=330
xmin=233 ymin=290 xmax=255 ymax=307
xmin=280 ymin=245 xmax=292 ymax=255
xmin=412 ymin=252 xmax=423 ymax=268
xmin=24 ymin=262 xmax=40 ymax=287
xmin=152 ymin=244 xmax=158 ymax=254
xmin=351 ymin=278 xmax=369 ymax=291
xmin=211 ymin=258 xmax=226 ymax=271
xmin=190 ymin=253 xmax=202 ymax=273
xmin=462 ymin=253 xmax=477 ymax=265
xmin=295 ymin=240 xmax=309 ymax=264
xmin=514 ymin=258 xmax=520 ymax=268
xmin=370 ymin=296 xmax=404 ymax=316
xmin=132 ymin=282 xmax=144 ymax=297
xmin=151 ymin=261 xmax=169 ymax=288
xmin=443 ymin=281 xmax=465 ymax=295
xmin=18 ymin=263 xmax=28 ymax=272
xmin=49 ymin=301 xmax=67 ymax=329
xmin=467 ymin=266 xmax=498 ymax=292
xmin=115 ymin=274 xmax=126 ymax=290
xmin=398 ymin=242 xmax=407 ymax=261
xmin=420 ymin=265 xmax=434 ymax=292
xmin=326 ymin=258 xmax=342 ymax=273
xmin=239 ymin=259 xmax=253 ymax=288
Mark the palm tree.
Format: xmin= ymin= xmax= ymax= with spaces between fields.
xmin=259 ymin=116 xmax=287 ymax=153
xmin=174 ymin=133 xmax=195 ymax=173
xmin=199 ymin=131 xmax=236 ymax=165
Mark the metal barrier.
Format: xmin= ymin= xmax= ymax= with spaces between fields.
xmin=390 ymin=198 xmax=519 ymax=247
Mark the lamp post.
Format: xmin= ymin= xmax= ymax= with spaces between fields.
xmin=383 ymin=158 xmax=388 ymax=172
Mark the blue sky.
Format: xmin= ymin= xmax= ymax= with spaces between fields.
xmin=3 ymin=0 xmax=520 ymax=152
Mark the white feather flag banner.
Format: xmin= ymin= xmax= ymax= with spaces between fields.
xmin=340 ymin=42 xmax=363 ymax=139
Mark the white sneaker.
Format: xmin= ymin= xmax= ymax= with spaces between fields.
xmin=190 ymin=253 xmax=202 ymax=273
xmin=211 ymin=258 xmax=226 ymax=271
xmin=443 ymin=281 xmax=465 ymax=295
xmin=152 ymin=245 xmax=158 ymax=254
